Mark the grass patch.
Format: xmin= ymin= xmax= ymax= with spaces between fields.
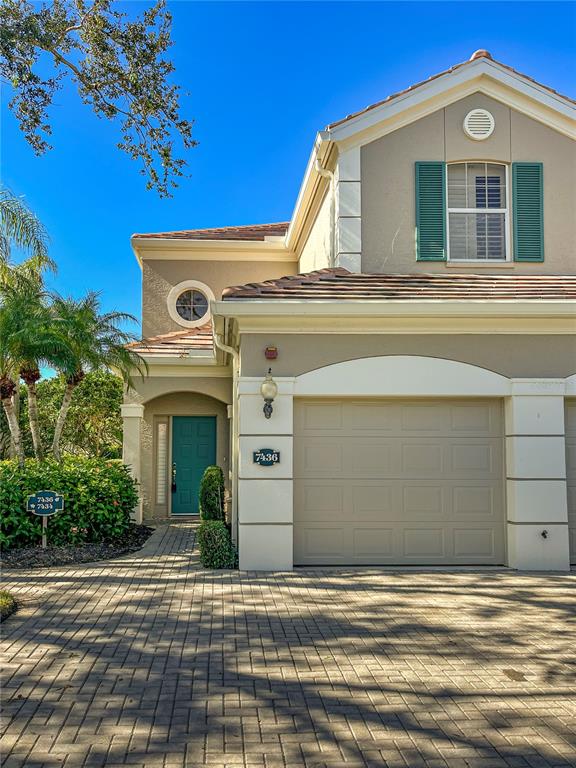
xmin=0 ymin=590 xmax=17 ymax=621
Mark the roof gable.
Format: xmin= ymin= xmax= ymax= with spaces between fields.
xmin=326 ymin=51 xmax=575 ymax=146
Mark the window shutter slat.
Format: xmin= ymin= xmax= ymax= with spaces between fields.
xmin=415 ymin=162 xmax=446 ymax=261
xmin=512 ymin=162 xmax=544 ymax=262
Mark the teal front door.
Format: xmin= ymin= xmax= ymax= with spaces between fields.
xmin=171 ymin=416 xmax=217 ymax=515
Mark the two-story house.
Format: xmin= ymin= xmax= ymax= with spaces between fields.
xmin=123 ymin=50 xmax=576 ymax=571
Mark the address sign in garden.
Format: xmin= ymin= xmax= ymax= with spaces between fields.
xmin=27 ymin=490 xmax=64 ymax=548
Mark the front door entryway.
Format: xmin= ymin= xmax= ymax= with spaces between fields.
xmin=171 ymin=416 xmax=217 ymax=515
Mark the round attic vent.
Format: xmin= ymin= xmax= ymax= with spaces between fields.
xmin=463 ymin=108 xmax=495 ymax=140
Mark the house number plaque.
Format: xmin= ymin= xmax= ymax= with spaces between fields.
xmin=253 ymin=449 xmax=280 ymax=466
xmin=27 ymin=490 xmax=64 ymax=549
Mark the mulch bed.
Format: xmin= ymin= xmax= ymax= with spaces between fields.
xmin=0 ymin=525 xmax=154 ymax=570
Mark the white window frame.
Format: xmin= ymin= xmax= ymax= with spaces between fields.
xmin=167 ymin=279 xmax=215 ymax=329
xmin=446 ymin=161 xmax=511 ymax=263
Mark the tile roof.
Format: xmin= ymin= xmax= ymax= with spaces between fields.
xmin=223 ymin=269 xmax=576 ymax=301
xmin=327 ymin=50 xmax=576 ymax=130
xmin=133 ymin=222 xmax=290 ymax=241
xmin=127 ymin=324 xmax=213 ymax=357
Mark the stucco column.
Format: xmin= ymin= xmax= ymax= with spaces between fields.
xmin=237 ymin=378 xmax=294 ymax=570
xmin=336 ymin=147 xmax=362 ymax=272
xmin=121 ymin=403 xmax=145 ymax=523
xmin=505 ymin=381 xmax=570 ymax=570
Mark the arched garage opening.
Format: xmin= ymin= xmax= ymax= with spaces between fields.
xmin=292 ymin=356 xmax=510 ymax=566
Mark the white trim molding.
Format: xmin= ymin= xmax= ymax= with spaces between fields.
xmin=335 ymin=147 xmax=362 ymax=272
xmin=294 ymin=355 xmax=510 ymax=397
xmin=121 ymin=403 xmax=144 ymax=523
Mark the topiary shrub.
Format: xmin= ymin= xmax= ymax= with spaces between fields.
xmin=199 ymin=465 xmax=225 ymax=521
xmin=0 ymin=457 xmax=138 ymax=549
xmin=197 ymin=520 xmax=237 ymax=569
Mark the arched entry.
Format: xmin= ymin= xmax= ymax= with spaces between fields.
xmin=140 ymin=391 xmax=229 ymax=520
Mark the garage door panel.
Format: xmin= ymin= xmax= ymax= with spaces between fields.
xmin=345 ymin=402 xmax=400 ymax=431
xmin=294 ymin=398 xmax=505 ymax=565
xmin=296 ymin=400 xmax=502 ymax=437
xmin=353 ymin=528 xmax=396 ymax=557
xmin=453 ymin=485 xmax=501 ymax=519
xmin=296 ymin=438 xmax=502 ymax=479
xmin=294 ymin=523 xmax=503 ymax=565
xmin=402 ymin=485 xmax=443 ymax=515
xmin=401 ymin=443 xmax=443 ymax=473
xmin=295 ymin=526 xmax=346 ymax=559
xmin=453 ymin=528 xmax=497 ymax=559
xmin=296 ymin=480 xmax=502 ymax=525
xmin=450 ymin=442 xmax=500 ymax=475
xmin=296 ymin=401 xmax=344 ymax=431
xmin=403 ymin=528 xmax=445 ymax=558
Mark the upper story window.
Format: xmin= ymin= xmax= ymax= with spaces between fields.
xmin=176 ymin=289 xmax=208 ymax=322
xmin=447 ymin=162 xmax=508 ymax=261
xmin=167 ymin=279 xmax=215 ymax=329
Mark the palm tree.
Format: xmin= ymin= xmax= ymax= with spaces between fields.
xmin=0 ymin=311 xmax=24 ymax=466
xmin=0 ymin=279 xmax=67 ymax=461
xmin=0 ymin=188 xmax=54 ymax=459
xmin=0 ymin=187 xmax=55 ymax=284
xmin=50 ymin=293 xmax=147 ymax=460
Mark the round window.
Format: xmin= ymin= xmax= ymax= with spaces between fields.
xmin=167 ymin=280 xmax=215 ymax=328
xmin=175 ymin=289 xmax=209 ymax=322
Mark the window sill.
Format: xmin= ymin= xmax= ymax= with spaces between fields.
xmin=445 ymin=261 xmax=515 ymax=269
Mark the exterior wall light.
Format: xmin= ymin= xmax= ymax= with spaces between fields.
xmin=260 ymin=368 xmax=278 ymax=419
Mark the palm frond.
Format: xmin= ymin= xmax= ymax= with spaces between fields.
xmin=0 ymin=187 xmax=54 ymax=277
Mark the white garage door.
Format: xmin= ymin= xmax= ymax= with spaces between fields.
xmin=294 ymin=399 xmax=505 ymax=565
xmin=565 ymin=401 xmax=576 ymax=565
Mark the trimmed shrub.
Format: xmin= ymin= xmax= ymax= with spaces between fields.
xmin=197 ymin=520 xmax=237 ymax=569
xmin=0 ymin=457 xmax=138 ymax=549
xmin=199 ymin=465 xmax=225 ymax=521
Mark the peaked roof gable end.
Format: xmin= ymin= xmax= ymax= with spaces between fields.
xmin=326 ymin=52 xmax=576 ymax=144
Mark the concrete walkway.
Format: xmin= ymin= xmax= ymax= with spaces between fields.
xmin=1 ymin=522 xmax=575 ymax=768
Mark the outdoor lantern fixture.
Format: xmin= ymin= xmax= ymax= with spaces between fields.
xmin=260 ymin=368 xmax=278 ymax=419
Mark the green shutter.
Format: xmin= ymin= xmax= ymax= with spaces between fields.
xmin=415 ymin=161 xmax=446 ymax=261
xmin=512 ymin=162 xmax=544 ymax=262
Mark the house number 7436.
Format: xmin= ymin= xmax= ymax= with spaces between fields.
xmin=253 ymin=449 xmax=280 ymax=466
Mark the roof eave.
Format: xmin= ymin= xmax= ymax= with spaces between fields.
xmin=130 ymin=235 xmax=296 ymax=264
xmin=214 ymin=298 xmax=576 ymax=316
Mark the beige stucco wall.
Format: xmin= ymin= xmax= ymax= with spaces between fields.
xmin=298 ymin=190 xmax=332 ymax=273
xmin=142 ymin=260 xmax=297 ymax=337
xmin=140 ymin=391 xmax=230 ymax=521
xmin=361 ymin=93 xmax=576 ymax=274
xmin=239 ymin=333 xmax=576 ymax=379
xmin=125 ymin=374 xmax=232 ymax=406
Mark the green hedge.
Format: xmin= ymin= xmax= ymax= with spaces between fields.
xmin=0 ymin=457 xmax=138 ymax=549
xmin=197 ymin=520 xmax=237 ymax=568
xmin=199 ymin=465 xmax=225 ymax=521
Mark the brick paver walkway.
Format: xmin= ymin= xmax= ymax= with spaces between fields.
xmin=1 ymin=522 xmax=575 ymax=768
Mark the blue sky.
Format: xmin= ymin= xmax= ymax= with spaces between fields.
xmin=2 ymin=1 xmax=575 ymax=334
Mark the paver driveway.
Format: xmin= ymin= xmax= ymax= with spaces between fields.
xmin=1 ymin=522 xmax=575 ymax=768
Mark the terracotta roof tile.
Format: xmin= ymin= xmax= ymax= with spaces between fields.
xmin=327 ymin=50 xmax=575 ymax=130
xmin=133 ymin=222 xmax=289 ymax=241
xmin=223 ymin=269 xmax=576 ymax=301
xmin=127 ymin=324 xmax=213 ymax=357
